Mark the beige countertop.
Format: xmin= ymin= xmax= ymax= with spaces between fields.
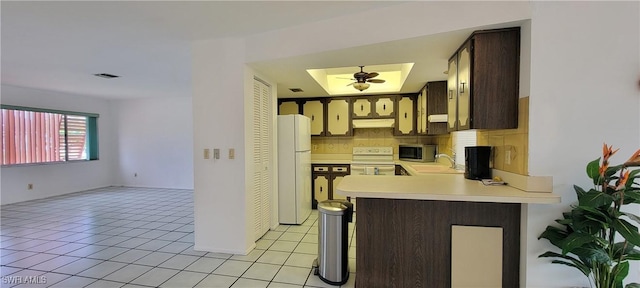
xmin=335 ymin=174 xmax=560 ymax=204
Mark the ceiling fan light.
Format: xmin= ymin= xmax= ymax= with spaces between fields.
xmin=353 ymin=82 xmax=370 ymax=91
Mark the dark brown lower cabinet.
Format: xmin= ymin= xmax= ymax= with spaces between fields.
xmin=356 ymin=198 xmax=520 ymax=288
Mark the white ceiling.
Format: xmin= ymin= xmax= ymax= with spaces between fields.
xmin=1 ymin=1 xmax=521 ymax=100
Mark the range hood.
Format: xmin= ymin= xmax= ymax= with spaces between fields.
xmin=352 ymin=118 xmax=395 ymax=129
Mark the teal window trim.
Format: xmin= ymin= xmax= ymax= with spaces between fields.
xmin=87 ymin=117 xmax=99 ymax=160
xmin=0 ymin=104 xmax=99 ymax=118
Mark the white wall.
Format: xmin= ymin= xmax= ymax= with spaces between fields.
xmin=112 ymin=97 xmax=193 ymax=189
xmin=192 ymin=37 xmax=254 ymax=254
xmin=527 ymin=2 xmax=640 ymax=287
xmin=0 ymin=85 xmax=115 ymax=204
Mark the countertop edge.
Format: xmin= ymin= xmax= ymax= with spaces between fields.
xmin=336 ymin=175 xmax=561 ymax=204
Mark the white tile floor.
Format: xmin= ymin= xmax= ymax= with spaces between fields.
xmin=0 ymin=187 xmax=356 ymax=288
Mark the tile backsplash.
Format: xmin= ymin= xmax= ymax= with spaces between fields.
xmin=311 ymin=128 xmax=436 ymax=155
xmin=311 ymin=97 xmax=529 ymax=176
xmin=436 ymin=97 xmax=530 ymax=175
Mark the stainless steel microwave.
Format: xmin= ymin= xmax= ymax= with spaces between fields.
xmin=398 ymin=144 xmax=437 ymax=162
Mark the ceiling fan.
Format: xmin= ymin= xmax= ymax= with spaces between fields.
xmin=346 ymin=66 xmax=386 ymax=91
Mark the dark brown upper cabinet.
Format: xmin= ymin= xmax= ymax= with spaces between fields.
xmin=425 ymin=81 xmax=448 ymax=135
xmin=447 ymin=27 xmax=520 ymax=131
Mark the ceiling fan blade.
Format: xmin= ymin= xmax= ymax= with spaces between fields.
xmin=367 ymin=79 xmax=386 ymax=83
xmin=337 ymin=77 xmax=355 ymax=80
xmin=366 ymin=72 xmax=379 ymax=78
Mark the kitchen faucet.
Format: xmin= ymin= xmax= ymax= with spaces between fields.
xmin=436 ymin=153 xmax=456 ymax=169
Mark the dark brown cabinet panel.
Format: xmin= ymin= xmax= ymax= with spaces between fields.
xmin=356 ymin=198 xmax=520 ymax=288
xmin=448 ymin=27 xmax=520 ymax=131
xmin=425 ymin=81 xmax=448 ymax=135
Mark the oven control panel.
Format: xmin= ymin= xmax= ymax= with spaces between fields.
xmin=352 ymin=146 xmax=393 ymax=155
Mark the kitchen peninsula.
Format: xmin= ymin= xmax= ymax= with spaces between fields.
xmin=336 ymin=173 xmax=559 ymax=287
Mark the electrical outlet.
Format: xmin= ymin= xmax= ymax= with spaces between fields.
xmin=204 ymin=148 xmax=210 ymax=159
xmin=27 ymin=184 xmax=33 ymax=190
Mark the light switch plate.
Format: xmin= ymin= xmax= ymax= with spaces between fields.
xmin=505 ymin=150 xmax=511 ymax=165
xmin=204 ymin=149 xmax=210 ymax=159
xmin=213 ymin=149 xmax=220 ymax=160
xmin=229 ymin=148 xmax=235 ymax=159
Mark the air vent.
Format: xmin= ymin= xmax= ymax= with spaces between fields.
xmin=289 ymin=88 xmax=304 ymax=92
xmin=94 ymin=73 xmax=120 ymax=79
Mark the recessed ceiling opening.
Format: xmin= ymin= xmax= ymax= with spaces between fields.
xmin=306 ymin=63 xmax=414 ymax=95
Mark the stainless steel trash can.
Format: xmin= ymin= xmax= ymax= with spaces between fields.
xmin=314 ymin=200 xmax=353 ymax=285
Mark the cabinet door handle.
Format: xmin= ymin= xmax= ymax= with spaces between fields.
xmin=404 ymin=112 xmax=408 ymax=119
xmin=320 ymin=187 xmax=323 ymax=192
xmin=449 ymin=90 xmax=453 ymax=99
xmin=460 ymin=82 xmax=466 ymax=93
xmin=311 ymin=115 xmax=314 ymax=121
xmin=383 ymin=104 xmax=386 ymax=110
xmin=337 ymin=114 xmax=340 ymax=121
xmin=360 ymin=104 xmax=364 ymax=111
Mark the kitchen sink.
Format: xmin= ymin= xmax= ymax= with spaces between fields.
xmin=410 ymin=164 xmax=464 ymax=174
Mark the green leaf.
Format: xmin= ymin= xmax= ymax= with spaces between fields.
xmin=612 ymin=219 xmax=640 ymax=247
xmin=538 ymin=251 xmax=591 ymax=277
xmin=552 ymin=260 xmax=592 ymax=276
xmin=625 ymin=283 xmax=640 ymax=288
xmin=579 ymin=189 xmax=614 ymax=208
xmin=572 ymin=207 xmax=609 ymax=233
xmin=612 ymin=242 xmax=640 ymax=260
xmin=577 ymin=206 xmax=611 ymax=221
xmin=587 ymin=158 xmax=602 ymax=182
xmin=613 ymin=261 xmax=629 ymax=288
xmin=539 ymin=226 xmax=569 ymax=248
xmin=574 ymin=185 xmax=588 ymax=199
xmin=571 ymin=246 xmax=611 ymax=265
xmin=561 ymin=232 xmax=602 ymax=254
xmin=539 ymin=251 xmax=591 ymax=276
xmin=622 ymin=190 xmax=640 ymax=204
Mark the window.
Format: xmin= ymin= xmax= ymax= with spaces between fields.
xmin=1 ymin=105 xmax=99 ymax=165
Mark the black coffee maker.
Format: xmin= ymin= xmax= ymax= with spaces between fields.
xmin=464 ymin=146 xmax=492 ymax=180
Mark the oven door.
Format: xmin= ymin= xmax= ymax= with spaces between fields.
xmin=350 ymin=164 xmax=396 ymax=175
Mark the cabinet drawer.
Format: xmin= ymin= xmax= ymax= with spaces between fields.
xmin=331 ymin=165 xmax=350 ymax=174
xmin=313 ymin=166 xmax=330 ymax=172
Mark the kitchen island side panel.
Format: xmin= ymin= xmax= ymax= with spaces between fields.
xmin=356 ymin=198 xmax=520 ymax=288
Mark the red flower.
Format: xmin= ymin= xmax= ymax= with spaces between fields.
xmin=624 ymin=149 xmax=640 ymax=167
xmin=616 ymin=170 xmax=630 ymax=190
xmin=601 ymin=143 xmax=620 ymax=177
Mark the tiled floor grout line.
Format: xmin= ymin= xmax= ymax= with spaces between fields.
xmin=0 ymin=187 xmax=355 ymax=288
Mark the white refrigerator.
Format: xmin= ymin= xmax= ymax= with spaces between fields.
xmin=277 ymin=114 xmax=312 ymax=224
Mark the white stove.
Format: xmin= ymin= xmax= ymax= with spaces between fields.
xmin=350 ymin=146 xmax=396 ymax=175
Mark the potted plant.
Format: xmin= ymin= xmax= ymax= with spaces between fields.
xmin=539 ymin=144 xmax=640 ymax=288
